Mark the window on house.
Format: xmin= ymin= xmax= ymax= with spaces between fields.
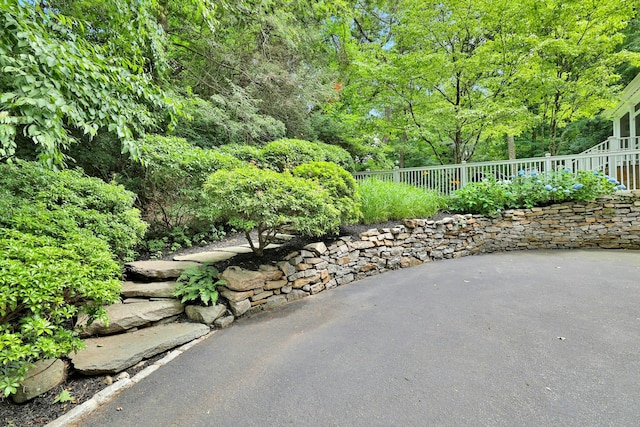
xmin=621 ymin=112 xmax=630 ymax=137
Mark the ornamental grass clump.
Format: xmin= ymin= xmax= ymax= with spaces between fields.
xmin=358 ymin=179 xmax=446 ymax=224
xmin=449 ymin=168 xmax=622 ymax=216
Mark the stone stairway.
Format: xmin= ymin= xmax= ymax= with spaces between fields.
xmin=70 ymin=260 xmax=210 ymax=375
xmin=17 ymin=236 xmax=294 ymax=402
xmin=69 ymin=238 xmax=292 ymax=376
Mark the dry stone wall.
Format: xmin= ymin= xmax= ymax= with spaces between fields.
xmin=220 ymin=192 xmax=640 ymax=317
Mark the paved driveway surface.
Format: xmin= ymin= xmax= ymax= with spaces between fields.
xmin=79 ymin=250 xmax=640 ymax=426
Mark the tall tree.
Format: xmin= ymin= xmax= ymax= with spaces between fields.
xmin=521 ymin=0 xmax=639 ymax=155
xmin=332 ymin=0 xmax=639 ymax=164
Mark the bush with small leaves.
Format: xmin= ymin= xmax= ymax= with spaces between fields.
xmin=0 ymin=161 xmax=142 ymax=397
xmin=261 ymin=139 xmax=354 ymax=172
xmin=292 ymin=161 xmax=362 ymax=224
xmin=0 ymin=161 xmax=146 ymax=260
xmin=203 ymin=166 xmax=341 ymax=255
xmin=122 ymin=135 xmax=242 ymax=247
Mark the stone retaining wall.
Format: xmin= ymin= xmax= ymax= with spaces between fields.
xmin=220 ymin=192 xmax=640 ymax=317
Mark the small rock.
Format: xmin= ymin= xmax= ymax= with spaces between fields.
xmin=304 ymin=242 xmax=328 ymax=255
xmin=116 ymin=372 xmax=130 ymax=381
xmin=185 ymin=304 xmax=227 ymax=325
xmin=220 ymin=267 xmax=266 ymax=291
xmin=264 ymin=295 xmax=288 ymax=310
xmin=229 ymin=299 xmax=251 ymax=317
xmin=214 ymin=315 xmax=235 ymax=329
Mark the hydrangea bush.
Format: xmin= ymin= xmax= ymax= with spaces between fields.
xmin=449 ymin=168 xmax=625 ymax=216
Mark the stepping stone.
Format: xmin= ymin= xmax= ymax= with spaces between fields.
xmin=122 ymin=281 xmax=178 ymax=299
xmin=78 ymin=300 xmax=184 ymax=336
xmin=71 ymin=323 xmax=210 ymax=375
xmin=125 ymin=260 xmax=198 ymax=280
xmin=173 ymin=251 xmax=236 ymax=263
xmin=239 ymin=243 xmax=283 ymax=250
xmin=275 ymin=233 xmax=297 ymax=241
xmin=212 ymin=245 xmax=255 ymax=254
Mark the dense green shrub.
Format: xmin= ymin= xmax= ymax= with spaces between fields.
xmin=1 ymin=229 xmax=121 ymax=397
xmin=449 ymin=169 xmax=623 ymax=216
xmin=218 ymin=144 xmax=265 ymax=165
xmin=358 ymin=179 xmax=446 ymax=224
xmin=203 ymin=166 xmax=341 ymax=255
xmin=292 ymin=161 xmax=362 ymax=224
xmin=122 ymin=135 xmax=243 ymax=246
xmin=261 ymin=139 xmax=355 ymax=172
xmin=0 ymin=161 xmax=139 ymax=397
xmin=0 ymin=161 xmax=146 ymax=260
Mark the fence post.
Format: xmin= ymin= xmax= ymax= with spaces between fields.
xmin=544 ymin=153 xmax=551 ymax=172
xmin=460 ymin=161 xmax=468 ymax=188
xmin=393 ymin=167 xmax=400 ymax=184
xmin=609 ymin=136 xmax=620 ymax=151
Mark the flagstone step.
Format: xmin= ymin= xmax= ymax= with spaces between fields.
xmin=71 ymin=323 xmax=210 ymax=375
xmin=124 ymin=260 xmax=198 ymax=280
xmin=121 ymin=281 xmax=178 ymax=299
xmin=173 ymin=250 xmax=237 ymax=263
xmin=78 ymin=300 xmax=184 ymax=336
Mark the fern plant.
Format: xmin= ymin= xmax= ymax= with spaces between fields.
xmin=173 ymin=263 xmax=226 ymax=306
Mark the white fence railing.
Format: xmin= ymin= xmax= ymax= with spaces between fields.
xmin=580 ymin=136 xmax=640 ymax=155
xmin=353 ymin=149 xmax=640 ymax=194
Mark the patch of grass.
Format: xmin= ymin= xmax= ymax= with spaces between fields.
xmin=358 ymin=179 xmax=446 ymax=224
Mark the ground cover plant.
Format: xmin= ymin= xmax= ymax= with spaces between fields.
xmin=0 ymin=161 xmax=144 ymax=398
xmin=449 ymin=168 xmax=625 ymax=216
xmin=358 ymin=179 xmax=447 ymax=224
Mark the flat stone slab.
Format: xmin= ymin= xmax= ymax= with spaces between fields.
xmin=122 ymin=281 xmax=177 ymax=298
xmin=71 ymin=323 xmax=210 ymax=375
xmin=173 ymin=251 xmax=236 ymax=263
xmin=275 ymin=233 xmax=296 ymax=241
xmin=210 ymin=243 xmax=282 ymax=255
xmin=78 ymin=300 xmax=184 ymax=336
xmin=212 ymin=246 xmax=254 ymax=254
xmin=239 ymin=243 xmax=282 ymax=250
xmin=125 ymin=260 xmax=198 ymax=280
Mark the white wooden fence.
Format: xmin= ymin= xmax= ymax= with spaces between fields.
xmin=353 ymin=149 xmax=640 ymax=194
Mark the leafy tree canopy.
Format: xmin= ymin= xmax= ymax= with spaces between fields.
xmin=0 ymin=2 xmax=176 ymax=167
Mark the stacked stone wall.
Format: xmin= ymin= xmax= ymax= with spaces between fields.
xmin=218 ymin=192 xmax=640 ymax=317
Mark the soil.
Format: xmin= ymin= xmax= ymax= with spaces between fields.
xmin=0 ymin=218 xmax=438 ymax=427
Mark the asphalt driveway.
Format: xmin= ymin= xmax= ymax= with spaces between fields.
xmin=79 ymin=250 xmax=640 ymax=426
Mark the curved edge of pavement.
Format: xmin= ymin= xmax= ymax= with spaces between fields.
xmin=44 ymin=331 xmax=217 ymax=427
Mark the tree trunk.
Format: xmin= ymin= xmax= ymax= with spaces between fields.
xmin=507 ymin=134 xmax=516 ymax=176
xmin=507 ymin=135 xmax=516 ymax=160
